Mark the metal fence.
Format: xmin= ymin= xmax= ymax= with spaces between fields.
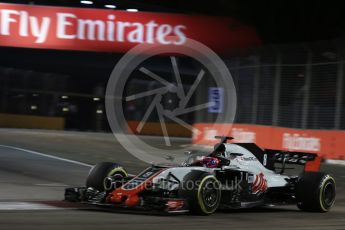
xmin=226 ymin=40 xmax=345 ymax=130
xmin=0 ymin=40 xmax=344 ymax=132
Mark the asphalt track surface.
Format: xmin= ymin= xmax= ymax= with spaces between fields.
xmin=0 ymin=129 xmax=344 ymax=230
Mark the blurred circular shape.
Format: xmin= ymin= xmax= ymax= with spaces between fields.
xmin=105 ymin=36 xmax=237 ymax=164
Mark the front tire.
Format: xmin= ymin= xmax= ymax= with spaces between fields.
xmin=296 ymin=172 xmax=336 ymax=212
xmin=86 ymin=162 xmax=128 ymax=191
xmin=179 ymin=171 xmax=221 ymax=215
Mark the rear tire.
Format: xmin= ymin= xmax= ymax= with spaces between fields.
xmin=86 ymin=162 xmax=128 ymax=191
xmin=296 ymin=172 xmax=336 ymax=212
xmin=179 ymin=171 xmax=221 ymax=215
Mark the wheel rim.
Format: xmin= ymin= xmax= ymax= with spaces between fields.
xmin=322 ymin=181 xmax=335 ymax=207
xmin=103 ymin=173 xmax=125 ymax=191
xmin=202 ymin=180 xmax=219 ymax=208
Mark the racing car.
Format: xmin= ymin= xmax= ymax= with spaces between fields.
xmin=64 ymin=136 xmax=336 ymax=215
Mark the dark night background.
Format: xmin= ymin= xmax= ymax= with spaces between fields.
xmin=1 ymin=0 xmax=344 ymax=131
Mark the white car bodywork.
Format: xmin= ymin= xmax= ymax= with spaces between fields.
xmin=224 ymin=144 xmax=289 ymax=188
xmin=152 ymin=143 xmax=289 ymax=190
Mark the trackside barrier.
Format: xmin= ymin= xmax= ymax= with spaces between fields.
xmin=127 ymin=121 xmax=191 ymax=137
xmin=0 ymin=113 xmax=65 ymax=130
xmin=192 ymin=123 xmax=345 ymax=160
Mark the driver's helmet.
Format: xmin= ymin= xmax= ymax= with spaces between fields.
xmin=202 ymin=157 xmax=220 ymax=168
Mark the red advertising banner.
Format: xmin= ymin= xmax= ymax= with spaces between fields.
xmin=193 ymin=123 xmax=345 ymax=160
xmin=0 ymin=3 xmax=260 ymax=53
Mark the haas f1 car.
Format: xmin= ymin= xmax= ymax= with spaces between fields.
xmin=65 ymin=136 xmax=336 ymax=215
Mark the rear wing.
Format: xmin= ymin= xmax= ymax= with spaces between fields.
xmin=233 ymin=143 xmax=321 ymax=173
xmin=264 ymin=149 xmax=321 ymax=172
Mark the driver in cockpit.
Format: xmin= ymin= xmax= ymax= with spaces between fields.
xmin=209 ymin=143 xmax=230 ymax=166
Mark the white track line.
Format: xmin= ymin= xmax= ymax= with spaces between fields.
xmin=0 ymin=202 xmax=61 ymax=210
xmin=0 ymin=145 xmax=135 ymax=176
xmin=0 ymin=145 xmax=92 ymax=168
xmin=325 ymin=159 xmax=345 ymax=166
